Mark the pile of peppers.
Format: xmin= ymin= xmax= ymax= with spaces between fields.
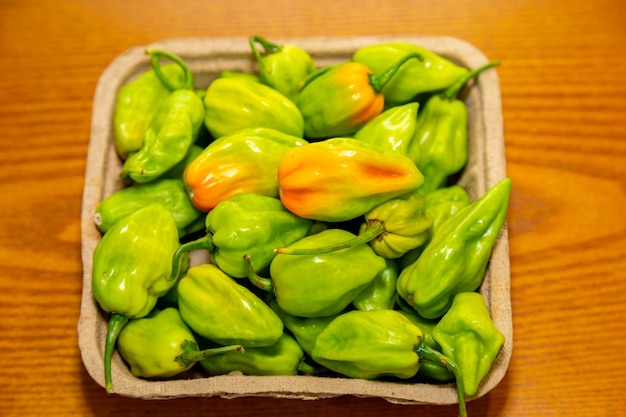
xmin=92 ymin=37 xmax=510 ymax=417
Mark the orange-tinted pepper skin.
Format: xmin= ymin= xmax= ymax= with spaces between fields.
xmin=277 ymin=138 xmax=424 ymax=222
xmin=296 ymin=62 xmax=384 ymax=139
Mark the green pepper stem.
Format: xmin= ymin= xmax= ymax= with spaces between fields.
xmin=442 ymin=60 xmax=500 ymax=100
xmin=175 ymin=339 xmax=244 ymax=367
xmin=169 ymin=234 xmax=215 ymax=281
xmin=416 ymin=339 xmax=467 ymax=417
xmin=249 ymin=36 xmax=282 ymax=73
xmin=146 ymin=49 xmax=194 ymax=91
xmin=104 ymin=313 xmax=129 ymax=394
xmin=275 ymin=221 xmax=386 ymax=255
xmin=369 ymin=53 xmax=423 ymax=93
xmin=243 ymin=254 xmax=274 ymax=292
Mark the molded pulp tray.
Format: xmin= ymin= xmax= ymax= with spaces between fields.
xmin=79 ymin=35 xmax=511 ymax=404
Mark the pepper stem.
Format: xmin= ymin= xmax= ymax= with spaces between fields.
xmin=175 ymin=339 xmax=244 ymax=368
xmin=442 ymin=60 xmax=500 ymax=100
xmin=243 ymin=254 xmax=274 ymax=292
xmin=249 ymin=36 xmax=282 ymax=74
xmin=169 ymin=234 xmax=215 ymax=281
xmin=146 ymin=49 xmax=194 ymax=91
xmin=104 ymin=313 xmax=129 ymax=394
xmin=275 ymin=221 xmax=386 ymax=255
xmin=416 ymin=339 xmax=467 ymax=417
xmin=369 ymin=53 xmax=423 ymax=93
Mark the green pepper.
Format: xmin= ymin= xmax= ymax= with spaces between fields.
xmin=184 ymin=127 xmax=308 ymax=212
xmin=112 ymin=63 xmax=185 ymax=159
xmin=121 ymin=50 xmax=205 ymax=184
xmin=353 ymin=102 xmax=420 ymax=159
xmin=277 ymin=138 xmax=424 ymax=222
xmin=276 ymin=189 xmax=431 ymax=259
xmin=412 ymin=61 xmax=500 ymax=194
xmin=177 ymin=263 xmax=283 ymax=347
xmin=91 ymin=203 xmax=181 ymax=392
xmin=397 ymin=177 xmax=511 ymax=319
xmin=311 ymin=309 xmax=468 ymax=417
xmin=93 ymin=178 xmax=202 ymax=237
xmin=249 ymin=35 xmax=316 ymax=103
xmin=161 ymin=143 xmax=204 ymax=180
xmin=296 ymin=53 xmax=422 ymax=139
xmin=170 ymin=193 xmax=312 ymax=279
xmin=352 ymin=42 xmax=470 ymax=105
xmin=117 ymin=308 xmax=243 ymax=379
xmin=267 ymin=228 xmax=387 ymax=318
xmin=219 ymin=69 xmax=261 ymax=83
xmin=203 ymin=76 xmax=304 ymax=139
xmin=433 ymin=292 xmax=505 ymax=396
xmin=352 ymin=258 xmax=399 ymax=311
xmin=199 ymin=332 xmax=311 ymax=376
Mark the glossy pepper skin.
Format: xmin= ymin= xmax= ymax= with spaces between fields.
xmin=433 ymin=292 xmax=505 ymax=396
xmin=184 ymin=127 xmax=308 ymax=212
xmin=170 ymin=193 xmax=312 ymax=279
xmin=352 ymin=42 xmax=470 ymax=105
xmin=199 ymin=333 xmax=308 ymax=376
xmin=397 ymin=177 xmax=512 ymax=319
xmin=296 ymin=53 xmax=422 ymax=139
xmin=121 ymin=50 xmax=205 ymax=183
xmin=269 ymin=229 xmax=386 ymax=318
xmin=277 ymin=138 xmax=424 ymax=222
xmin=94 ymin=178 xmax=202 ymax=237
xmin=413 ymin=61 xmax=500 ymax=194
xmin=112 ymin=63 xmax=184 ymax=159
xmin=117 ymin=308 xmax=243 ymax=379
xmin=353 ymin=102 xmax=420 ymax=159
xmin=249 ymin=35 xmax=316 ymax=103
xmin=352 ymin=258 xmax=399 ymax=311
xmin=177 ymin=263 xmax=283 ymax=347
xmin=203 ymin=76 xmax=304 ymax=139
xmin=91 ymin=203 xmax=181 ymax=392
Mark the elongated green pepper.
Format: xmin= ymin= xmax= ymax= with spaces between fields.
xmin=117 ymin=308 xmax=243 ymax=379
xmin=170 ymin=193 xmax=312 ymax=279
xmin=413 ymin=61 xmax=500 ymax=194
xmin=397 ymin=177 xmax=512 ymax=319
xmin=112 ymin=63 xmax=184 ymax=159
xmin=311 ymin=309 xmax=468 ymax=417
xmin=352 ymin=42 xmax=470 ymax=105
xmin=433 ymin=292 xmax=505 ymax=396
xmin=121 ymin=50 xmax=205 ymax=183
xmin=91 ymin=203 xmax=181 ymax=393
xmin=177 ymin=263 xmax=283 ymax=347
xmin=249 ymin=35 xmax=316 ymax=103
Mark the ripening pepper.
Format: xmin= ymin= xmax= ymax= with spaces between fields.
xmin=91 ymin=203 xmax=181 ymax=392
xmin=276 ymin=189 xmax=431 ymax=259
xmin=184 ymin=127 xmax=308 ymax=212
xmin=433 ymin=292 xmax=505 ymax=396
xmin=199 ymin=332 xmax=311 ymax=376
xmin=296 ymin=53 xmax=422 ymax=139
xmin=121 ymin=50 xmax=205 ymax=183
xmin=117 ymin=307 xmax=243 ymax=379
xmin=352 ymin=42 xmax=470 ymax=105
xmin=267 ymin=229 xmax=386 ymax=318
xmin=93 ymin=178 xmax=202 ymax=237
xmin=177 ymin=263 xmax=283 ymax=347
xmin=203 ymin=76 xmax=304 ymax=139
xmin=112 ymin=63 xmax=185 ymax=159
xmin=397 ymin=177 xmax=512 ymax=319
xmin=353 ymin=102 xmax=420 ymax=159
xmin=413 ymin=61 xmax=500 ymax=194
xmin=352 ymin=258 xmax=399 ymax=311
xmin=311 ymin=309 xmax=468 ymax=417
xmin=169 ymin=193 xmax=312 ymax=279
xmin=277 ymin=138 xmax=424 ymax=222
xmin=249 ymin=35 xmax=316 ymax=103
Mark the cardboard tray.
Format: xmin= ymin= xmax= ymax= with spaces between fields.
xmin=79 ymin=35 xmax=511 ymax=404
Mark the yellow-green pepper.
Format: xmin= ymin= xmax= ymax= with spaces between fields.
xmin=352 ymin=258 xmax=399 ymax=311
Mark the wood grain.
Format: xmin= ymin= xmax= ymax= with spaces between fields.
xmin=1 ymin=1 xmax=625 ymax=416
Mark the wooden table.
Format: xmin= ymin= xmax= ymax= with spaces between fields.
xmin=1 ymin=1 xmax=625 ymax=416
